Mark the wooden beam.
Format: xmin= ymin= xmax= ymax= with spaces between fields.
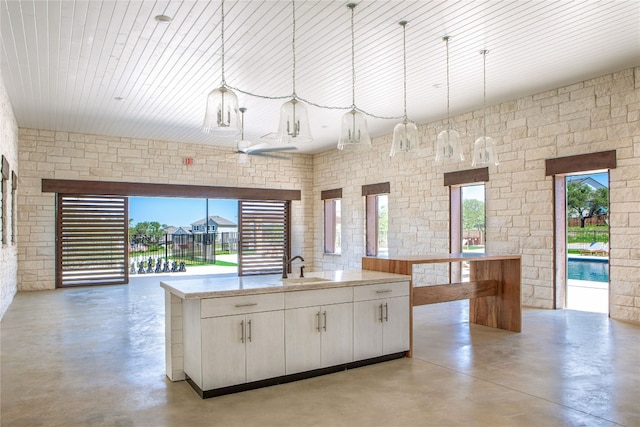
xmin=545 ymin=150 xmax=616 ymax=176
xmin=362 ymin=182 xmax=390 ymax=196
xmin=443 ymin=167 xmax=489 ymax=187
xmin=41 ymin=179 xmax=301 ymax=201
xmin=320 ymin=188 xmax=342 ymax=200
xmin=412 ymin=280 xmax=498 ymax=305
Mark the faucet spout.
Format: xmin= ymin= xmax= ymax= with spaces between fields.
xmin=282 ymin=255 xmax=304 ymax=278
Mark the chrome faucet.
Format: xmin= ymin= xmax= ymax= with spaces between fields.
xmin=282 ymin=255 xmax=304 ymax=278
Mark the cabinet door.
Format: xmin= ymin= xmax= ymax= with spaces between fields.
xmin=245 ymin=310 xmax=285 ymax=383
xmin=202 ymin=314 xmax=246 ymax=390
xmin=382 ymin=296 xmax=410 ymax=355
xmin=285 ymin=306 xmax=321 ymax=374
xmin=320 ymin=302 xmax=353 ymax=367
xmin=353 ymin=300 xmax=383 ymax=360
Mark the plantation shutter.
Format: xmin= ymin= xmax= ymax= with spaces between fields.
xmin=238 ymin=200 xmax=289 ymax=276
xmin=56 ymin=194 xmax=128 ymax=287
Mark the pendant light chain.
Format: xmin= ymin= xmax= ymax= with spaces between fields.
xmin=444 ymin=35 xmax=451 ymax=128
xmin=349 ymin=3 xmax=356 ymax=110
xmin=481 ymin=49 xmax=489 ymax=136
xmin=292 ymin=0 xmax=297 ymax=98
xmin=401 ymin=21 xmax=407 ymax=121
xmin=220 ymin=0 xmax=226 ymax=86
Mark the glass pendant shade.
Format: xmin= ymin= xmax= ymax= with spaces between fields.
xmin=278 ymin=98 xmax=313 ymax=144
xmin=203 ymin=86 xmax=241 ymax=136
xmin=435 ymin=128 xmax=464 ymax=163
xmin=338 ymin=109 xmax=371 ymax=150
xmin=472 ymin=136 xmax=499 ymax=166
xmin=390 ymin=120 xmax=418 ymax=157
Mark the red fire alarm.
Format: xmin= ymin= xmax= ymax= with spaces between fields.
xmin=184 ymin=157 xmax=193 ymax=165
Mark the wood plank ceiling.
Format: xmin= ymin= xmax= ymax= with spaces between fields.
xmin=1 ymin=1 xmax=639 ymax=154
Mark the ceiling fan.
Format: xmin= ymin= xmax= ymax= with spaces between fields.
xmin=235 ymin=108 xmax=297 ymax=159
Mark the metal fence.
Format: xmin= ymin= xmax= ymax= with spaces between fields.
xmin=128 ymin=232 xmax=238 ymax=274
xmin=567 ymin=229 xmax=609 ymax=244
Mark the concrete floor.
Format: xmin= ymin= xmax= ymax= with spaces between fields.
xmin=1 ymin=273 xmax=638 ymax=427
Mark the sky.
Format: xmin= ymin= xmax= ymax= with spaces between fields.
xmin=129 ymin=197 xmax=238 ymax=227
xmin=567 ymin=172 xmax=608 ymax=186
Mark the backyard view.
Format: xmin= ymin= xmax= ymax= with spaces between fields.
xmin=128 ymin=197 xmax=239 ymax=275
xmin=565 ymin=172 xmax=609 ymax=313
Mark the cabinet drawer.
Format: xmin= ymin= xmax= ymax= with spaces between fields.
xmin=285 ymin=286 xmax=353 ymax=309
xmin=201 ymin=293 xmax=284 ymax=318
xmin=353 ymin=282 xmax=410 ymax=302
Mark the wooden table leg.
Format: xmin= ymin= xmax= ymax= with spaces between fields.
xmin=469 ymin=259 xmax=521 ymax=332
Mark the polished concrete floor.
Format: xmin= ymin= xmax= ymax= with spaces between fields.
xmin=1 ymin=273 xmax=638 ymax=427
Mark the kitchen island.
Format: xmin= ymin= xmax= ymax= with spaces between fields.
xmin=161 ymin=270 xmax=410 ymax=398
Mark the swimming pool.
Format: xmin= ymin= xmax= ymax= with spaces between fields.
xmin=567 ymin=258 xmax=609 ymax=282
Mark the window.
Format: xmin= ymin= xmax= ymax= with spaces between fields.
xmin=1 ymin=155 xmax=9 ymax=245
xmin=445 ymin=168 xmax=489 ymax=283
xmin=11 ymin=171 xmax=17 ymax=244
xmin=363 ymin=182 xmax=390 ymax=257
xmin=322 ymin=189 xmax=342 ymax=254
xmin=461 ymin=184 xmax=485 ymax=253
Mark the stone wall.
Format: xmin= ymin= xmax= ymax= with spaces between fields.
xmin=0 ymin=74 xmax=19 ymax=320
xmin=313 ymin=67 xmax=640 ymax=323
xmin=17 ymin=132 xmax=314 ymax=291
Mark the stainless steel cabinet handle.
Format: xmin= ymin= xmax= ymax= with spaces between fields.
xmin=316 ymin=312 xmax=321 ymax=332
xmin=240 ymin=320 xmax=245 ymax=343
xmin=376 ymin=289 xmax=392 ymax=294
xmin=235 ymin=303 xmax=258 ymax=308
xmin=323 ymin=311 xmax=327 ymax=331
xmin=384 ymin=303 xmax=389 ymax=322
xmin=379 ymin=304 xmax=384 ymax=323
xmin=247 ymin=319 xmax=252 ymax=342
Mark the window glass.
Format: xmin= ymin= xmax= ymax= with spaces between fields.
xmin=461 ymin=184 xmax=485 ymax=253
xmin=324 ymin=199 xmax=341 ymax=254
xmin=366 ymin=194 xmax=388 ymax=257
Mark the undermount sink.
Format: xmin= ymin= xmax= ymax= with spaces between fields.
xmin=282 ymin=277 xmax=332 ymax=284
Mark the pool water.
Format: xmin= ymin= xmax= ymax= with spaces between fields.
xmin=567 ymin=258 xmax=609 ymax=282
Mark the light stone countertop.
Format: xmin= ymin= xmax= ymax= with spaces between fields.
xmin=160 ymin=269 xmax=410 ymax=299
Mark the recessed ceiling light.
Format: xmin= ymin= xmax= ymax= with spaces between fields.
xmin=155 ymin=15 xmax=172 ymax=23
xmin=114 ymin=97 xmax=125 ymax=101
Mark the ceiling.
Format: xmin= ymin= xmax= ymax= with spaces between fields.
xmin=2 ymin=1 xmax=639 ymax=155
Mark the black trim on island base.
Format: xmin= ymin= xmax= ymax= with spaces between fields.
xmin=185 ymin=352 xmax=407 ymax=399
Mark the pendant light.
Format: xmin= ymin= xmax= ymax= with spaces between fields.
xmin=338 ymin=3 xmax=371 ymax=151
xmin=203 ymin=0 xmax=241 ymax=136
xmin=472 ymin=49 xmax=499 ymax=166
xmin=278 ymin=0 xmax=313 ymax=144
xmin=390 ymin=20 xmax=418 ymax=158
xmin=435 ymin=36 xmax=464 ymax=163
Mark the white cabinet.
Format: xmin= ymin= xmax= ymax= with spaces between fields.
xmin=284 ymin=287 xmax=353 ymax=374
xmin=180 ymin=279 xmax=410 ymax=395
xmin=183 ymin=293 xmax=285 ymax=391
xmin=353 ymin=282 xmax=410 ymax=360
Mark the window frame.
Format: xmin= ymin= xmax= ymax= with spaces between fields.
xmin=445 ymin=168 xmax=489 ymax=282
xmin=1 ymin=155 xmax=10 ymax=245
xmin=321 ymin=189 xmax=342 ymax=255
xmin=11 ymin=171 xmax=17 ymax=244
xmin=362 ymin=182 xmax=390 ymax=257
